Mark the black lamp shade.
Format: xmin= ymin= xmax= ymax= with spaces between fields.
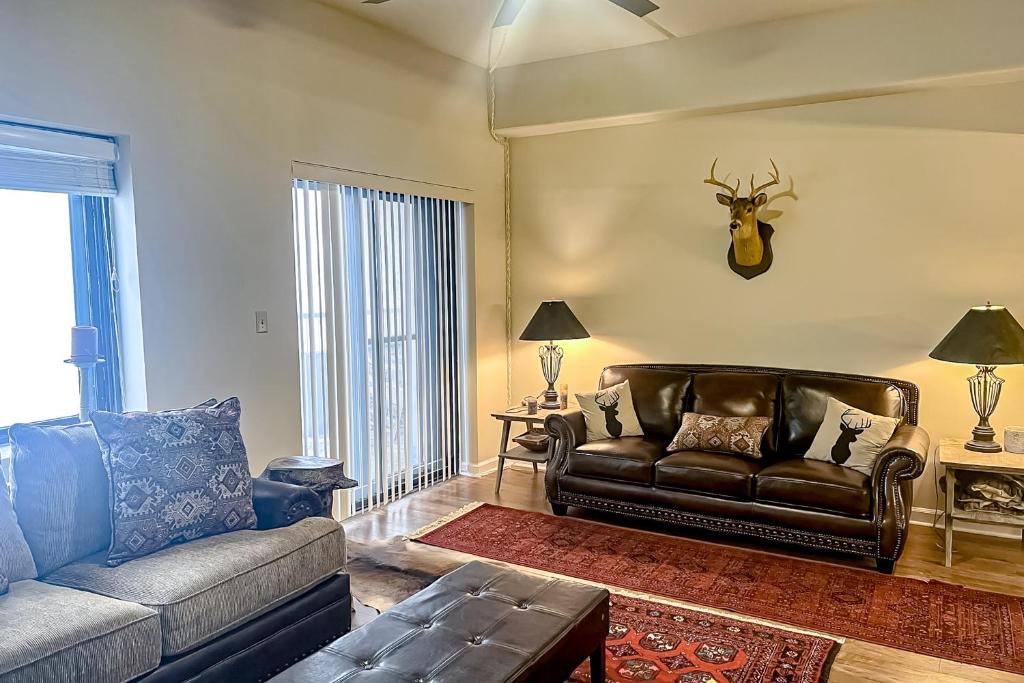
xmin=519 ymin=300 xmax=590 ymax=342
xmin=930 ymin=305 xmax=1024 ymax=366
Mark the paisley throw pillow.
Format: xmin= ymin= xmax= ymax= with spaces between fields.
xmin=667 ymin=412 xmax=772 ymax=459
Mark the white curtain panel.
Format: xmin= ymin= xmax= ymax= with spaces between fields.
xmin=292 ymin=180 xmax=469 ymax=516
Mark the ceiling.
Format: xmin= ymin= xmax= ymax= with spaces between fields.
xmin=329 ymin=0 xmax=881 ymax=68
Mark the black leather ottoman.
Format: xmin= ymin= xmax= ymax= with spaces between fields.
xmin=270 ymin=561 xmax=609 ymax=682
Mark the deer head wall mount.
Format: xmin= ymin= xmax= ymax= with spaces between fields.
xmin=704 ymin=159 xmax=797 ymax=280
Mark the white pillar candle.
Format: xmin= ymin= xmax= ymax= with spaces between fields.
xmin=1006 ymin=427 xmax=1024 ymax=454
xmin=71 ymin=325 xmax=99 ymax=358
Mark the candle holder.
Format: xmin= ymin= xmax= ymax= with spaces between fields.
xmin=64 ymin=354 xmax=105 ymax=423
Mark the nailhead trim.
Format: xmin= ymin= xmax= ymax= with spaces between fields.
xmin=556 ymin=491 xmax=879 ymax=556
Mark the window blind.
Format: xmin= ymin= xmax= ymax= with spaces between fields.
xmin=293 ymin=180 xmax=469 ymax=516
xmin=0 ymin=123 xmax=118 ymax=196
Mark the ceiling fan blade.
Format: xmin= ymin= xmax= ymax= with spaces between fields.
xmin=492 ymin=0 xmax=527 ymax=28
xmin=606 ymin=0 xmax=659 ymax=18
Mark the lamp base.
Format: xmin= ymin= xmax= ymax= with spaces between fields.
xmin=539 ymin=389 xmax=560 ymax=410
xmin=966 ymin=425 xmax=1002 ymax=453
xmin=537 ymin=342 xmax=564 ymax=410
xmin=964 ymin=366 xmax=1004 ymax=453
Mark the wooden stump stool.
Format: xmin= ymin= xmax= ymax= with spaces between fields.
xmin=260 ymin=456 xmax=358 ymax=517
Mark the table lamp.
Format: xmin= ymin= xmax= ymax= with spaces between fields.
xmin=519 ymin=301 xmax=590 ymax=409
xmin=930 ymin=304 xmax=1024 ymax=452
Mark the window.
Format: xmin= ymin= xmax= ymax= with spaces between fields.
xmin=293 ymin=179 xmax=469 ymax=515
xmin=0 ymin=123 xmax=122 ymax=443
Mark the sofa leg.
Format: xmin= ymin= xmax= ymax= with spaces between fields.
xmin=876 ymin=558 xmax=895 ymax=574
xmin=550 ymin=502 xmax=568 ymax=516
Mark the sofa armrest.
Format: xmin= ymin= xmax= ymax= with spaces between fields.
xmin=871 ymin=423 xmax=929 ymax=561
xmin=546 ymin=410 xmax=587 ymax=449
xmin=544 ymin=410 xmax=587 ymax=500
xmin=252 ymin=477 xmax=324 ymax=530
xmin=871 ymin=424 xmax=929 ymax=492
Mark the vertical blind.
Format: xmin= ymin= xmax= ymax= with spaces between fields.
xmin=293 ymin=179 xmax=469 ymax=516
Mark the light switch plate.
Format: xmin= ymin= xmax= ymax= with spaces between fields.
xmin=255 ymin=310 xmax=268 ymax=334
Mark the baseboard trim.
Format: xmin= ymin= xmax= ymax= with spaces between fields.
xmin=462 ymin=456 xmax=547 ymax=478
xmin=462 ymin=456 xmax=498 ymax=478
xmin=909 ymin=506 xmax=1023 ymax=540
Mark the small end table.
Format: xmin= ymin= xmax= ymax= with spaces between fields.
xmin=260 ymin=456 xmax=358 ymax=517
xmin=939 ymin=438 xmax=1024 ymax=567
xmin=490 ymin=406 xmax=572 ymax=494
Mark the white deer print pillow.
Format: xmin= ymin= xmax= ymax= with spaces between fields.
xmin=804 ymin=397 xmax=901 ymax=475
xmin=576 ymin=380 xmax=644 ymax=442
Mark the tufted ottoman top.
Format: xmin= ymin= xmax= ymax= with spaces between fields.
xmin=271 ymin=560 xmax=609 ymax=682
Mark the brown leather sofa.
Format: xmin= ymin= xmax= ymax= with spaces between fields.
xmin=544 ymin=364 xmax=929 ymax=572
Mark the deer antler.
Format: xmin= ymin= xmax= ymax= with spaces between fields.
xmin=758 ymin=176 xmax=797 ymax=223
xmin=704 ymin=158 xmax=739 ymax=199
xmin=595 ymin=389 xmax=619 ymax=407
xmin=840 ymin=409 xmax=872 ymax=431
xmin=764 ymin=176 xmax=797 ymax=208
xmin=749 ymin=159 xmax=781 ymax=197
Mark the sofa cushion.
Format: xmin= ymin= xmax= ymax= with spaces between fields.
xmin=91 ymin=398 xmax=258 ymax=566
xmin=0 ymin=469 xmax=36 ymax=586
xmin=755 ymin=459 xmax=872 ymax=517
xmin=569 ymin=437 xmax=668 ymax=485
xmin=655 ymin=451 xmax=761 ymax=499
xmin=600 ymin=367 xmax=692 ymax=438
xmin=780 ymin=374 xmax=905 ymax=455
xmin=44 ymin=516 xmax=345 ymax=657
xmin=8 ymin=423 xmax=110 ymax=576
xmin=691 ymin=372 xmax=780 ymax=456
xmin=0 ymin=580 xmax=160 ymax=683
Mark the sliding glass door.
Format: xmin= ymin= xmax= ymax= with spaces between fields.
xmin=292 ymin=180 xmax=469 ymax=515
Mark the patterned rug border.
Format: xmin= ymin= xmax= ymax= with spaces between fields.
xmin=406 ymin=501 xmax=845 ymax=645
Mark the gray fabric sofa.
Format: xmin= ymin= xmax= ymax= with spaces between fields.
xmin=0 ymin=425 xmax=351 ymax=683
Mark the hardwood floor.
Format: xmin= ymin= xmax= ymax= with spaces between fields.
xmin=343 ymin=465 xmax=1024 ymax=683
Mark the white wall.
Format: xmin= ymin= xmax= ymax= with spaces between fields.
xmin=0 ymin=0 xmax=506 ymax=474
xmin=510 ymin=107 xmax=1024 ymax=509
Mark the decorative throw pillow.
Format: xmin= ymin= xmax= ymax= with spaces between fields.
xmin=667 ymin=412 xmax=772 ymax=459
xmin=0 ymin=468 xmax=38 ymax=586
xmin=8 ymin=422 xmax=112 ymax=576
xmin=0 ymin=572 xmax=8 ymax=597
xmin=8 ymin=401 xmax=219 ymax=575
xmin=576 ymin=380 xmax=644 ymax=441
xmin=92 ymin=397 xmax=257 ymax=566
xmin=804 ymin=397 xmax=901 ymax=475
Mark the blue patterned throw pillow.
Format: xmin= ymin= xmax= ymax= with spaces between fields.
xmin=92 ymin=398 xmax=257 ymax=566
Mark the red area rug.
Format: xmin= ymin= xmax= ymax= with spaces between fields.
xmin=413 ymin=503 xmax=1024 ymax=676
xmin=571 ymin=594 xmax=838 ymax=683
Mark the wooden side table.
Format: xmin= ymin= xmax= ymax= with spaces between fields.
xmin=939 ymin=438 xmax=1024 ymax=567
xmin=490 ymin=406 xmax=572 ymax=494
